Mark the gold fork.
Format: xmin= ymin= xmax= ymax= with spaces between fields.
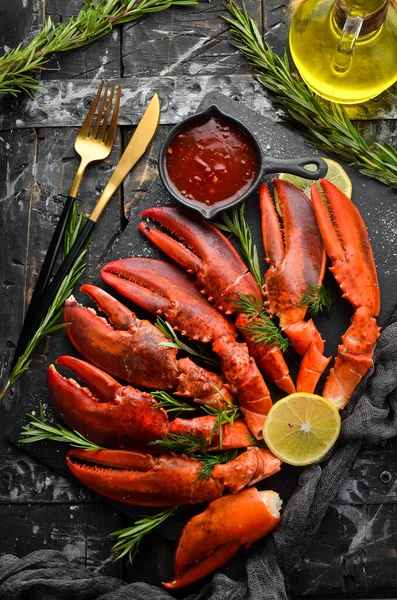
xmin=11 ymin=80 xmax=122 ymax=369
xmin=69 ymin=80 xmax=122 ymax=197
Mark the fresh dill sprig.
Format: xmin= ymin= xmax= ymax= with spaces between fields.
xmin=298 ymin=284 xmax=334 ymax=317
xmin=20 ymin=403 xmax=104 ymax=450
xmin=155 ymin=317 xmax=219 ymax=368
xmin=231 ymin=293 xmax=288 ymax=351
xmin=201 ymin=393 xmax=241 ymax=449
xmin=224 ymin=1 xmax=397 ymax=189
xmin=110 ymin=506 xmax=179 ymax=564
xmin=0 ymin=0 xmax=198 ymax=98
xmin=196 ymin=449 xmax=239 ymax=481
xmin=216 ymin=202 xmax=262 ymax=288
xmin=150 ymin=430 xmax=208 ymax=454
xmin=1 ymin=204 xmax=89 ymax=399
xmin=150 ymin=390 xmax=198 ymax=416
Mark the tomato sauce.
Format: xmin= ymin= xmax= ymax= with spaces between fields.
xmin=165 ymin=116 xmax=259 ymax=206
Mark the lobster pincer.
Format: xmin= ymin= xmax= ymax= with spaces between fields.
xmin=101 ymin=257 xmax=271 ymax=438
xmin=260 ymin=179 xmax=330 ymax=393
xmin=66 ymin=446 xmax=281 ymax=506
xmin=139 ymin=206 xmax=295 ymax=394
xmin=310 ymin=179 xmax=380 ymax=408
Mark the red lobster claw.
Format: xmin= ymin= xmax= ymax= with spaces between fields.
xmin=260 ymin=180 xmax=330 ymax=393
xmin=139 ymin=206 xmax=295 ymax=394
xmin=64 ymin=284 xmax=233 ymax=407
xmin=66 ymin=446 xmax=281 ymax=506
xmin=163 ymin=487 xmax=281 ymax=589
xmin=311 ymin=179 xmax=381 ymax=408
xmin=48 ymin=355 xmax=169 ymax=449
xmin=101 ymin=257 xmax=272 ymax=438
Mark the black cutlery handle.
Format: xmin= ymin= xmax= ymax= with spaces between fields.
xmin=262 ymin=156 xmax=328 ymax=179
xmin=12 ymin=196 xmax=76 ymax=369
xmin=12 ymin=217 xmax=96 ymax=369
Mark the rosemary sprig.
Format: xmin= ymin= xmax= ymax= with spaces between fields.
xmin=110 ymin=507 xmax=179 ymax=564
xmin=0 ymin=0 xmax=198 ymax=98
xmin=298 ymin=284 xmax=334 ymax=317
xmin=151 ymin=390 xmax=198 ymax=415
xmin=20 ymin=404 xmax=104 ymax=450
xmin=231 ymin=293 xmax=288 ymax=351
xmin=224 ymin=2 xmax=397 ymax=189
xmin=0 ymin=204 xmax=89 ymax=399
xmin=216 ymin=202 xmax=262 ymax=288
xmin=155 ymin=317 xmax=219 ymax=368
xmin=201 ymin=395 xmax=241 ymax=449
xmin=196 ymin=449 xmax=239 ymax=481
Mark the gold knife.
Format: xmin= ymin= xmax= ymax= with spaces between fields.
xmin=91 ymin=92 xmax=161 ymax=222
xmin=22 ymin=93 xmax=161 ymax=343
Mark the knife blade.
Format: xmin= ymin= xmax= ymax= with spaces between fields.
xmin=18 ymin=93 xmax=161 ymax=349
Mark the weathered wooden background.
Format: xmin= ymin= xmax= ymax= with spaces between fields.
xmin=1 ymin=0 xmax=397 ymax=596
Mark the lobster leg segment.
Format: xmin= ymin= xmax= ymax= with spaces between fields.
xmin=139 ymin=207 xmax=294 ymax=394
xmin=260 ymin=181 xmax=329 ymax=392
xmin=66 ymin=447 xmax=281 ymax=506
xmin=163 ymin=488 xmax=282 ymax=589
xmin=311 ymin=180 xmax=381 ymax=407
xmin=102 ymin=258 xmax=272 ymax=438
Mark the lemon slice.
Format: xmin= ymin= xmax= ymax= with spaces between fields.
xmin=278 ymin=158 xmax=352 ymax=198
xmin=263 ymin=393 xmax=341 ymax=466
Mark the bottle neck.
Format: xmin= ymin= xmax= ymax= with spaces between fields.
xmin=333 ymin=0 xmax=389 ymax=35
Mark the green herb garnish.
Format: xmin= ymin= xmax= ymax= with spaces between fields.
xmin=299 ymin=284 xmax=334 ymax=317
xmin=151 ymin=390 xmax=198 ymax=416
xmin=231 ymin=293 xmax=288 ymax=351
xmin=155 ymin=317 xmax=219 ymax=368
xmin=110 ymin=507 xmax=179 ymax=564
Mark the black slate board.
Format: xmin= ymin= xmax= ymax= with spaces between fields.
xmin=7 ymin=91 xmax=397 ymax=585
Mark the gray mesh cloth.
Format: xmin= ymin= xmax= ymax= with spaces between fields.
xmin=1 ymin=310 xmax=397 ymax=600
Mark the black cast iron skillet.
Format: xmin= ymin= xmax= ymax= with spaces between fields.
xmin=158 ymin=104 xmax=328 ymax=219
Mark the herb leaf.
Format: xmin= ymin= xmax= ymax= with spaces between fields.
xmin=150 ymin=431 xmax=208 ymax=454
xmin=155 ymin=317 xmax=219 ymax=368
xmin=20 ymin=405 xmax=104 ymax=451
xmin=298 ymin=284 xmax=334 ymax=317
xmin=216 ymin=202 xmax=262 ymax=288
xmin=231 ymin=293 xmax=288 ymax=351
xmin=110 ymin=507 xmax=179 ymax=564
xmin=150 ymin=390 xmax=198 ymax=416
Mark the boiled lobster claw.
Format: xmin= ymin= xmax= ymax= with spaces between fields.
xmin=66 ymin=446 xmax=281 ymax=506
xmin=260 ymin=179 xmax=330 ymax=393
xmin=48 ymin=356 xmax=253 ymax=451
xmin=101 ymin=257 xmax=271 ymax=438
xmin=139 ymin=206 xmax=295 ymax=394
xmin=64 ymin=283 xmax=233 ymax=407
xmin=163 ymin=487 xmax=281 ymax=589
xmin=311 ymin=179 xmax=380 ymax=408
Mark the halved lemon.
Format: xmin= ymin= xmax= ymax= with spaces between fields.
xmin=278 ymin=158 xmax=352 ymax=198
xmin=263 ymin=392 xmax=341 ymax=466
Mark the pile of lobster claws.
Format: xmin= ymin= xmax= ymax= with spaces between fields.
xmin=100 ymin=257 xmax=272 ymax=438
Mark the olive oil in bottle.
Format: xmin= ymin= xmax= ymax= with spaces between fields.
xmin=289 ymin=0 xmax=397 ymax=104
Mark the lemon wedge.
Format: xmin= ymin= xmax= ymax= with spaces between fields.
xmin=263 ymin=393 xmax=341 ymax=466
xmin=278 ymin=158 xmax=352 ymax=198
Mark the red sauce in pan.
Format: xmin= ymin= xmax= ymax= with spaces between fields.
xmin=165 ymin=116 xmax=259 ymax=206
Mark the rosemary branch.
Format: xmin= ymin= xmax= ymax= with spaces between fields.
xmin=224 ymin=1 xmax=397 ymax=189
xmin=150 ymin=390 xmax=198 ymax=415
xmin=155 ymin=317 xmax=219 ymax=368
xmin=110 ymin=507 xmax=179 ymax=564
xmin=20 ymin=404 xmax=104 ymax=450
xmin=0 ymin=0 xmax=198 ymax=98
xmin=0 ymin=204 xmax=89 ymax=399
xmin=216 ymin=202 xmax=262 ymax=289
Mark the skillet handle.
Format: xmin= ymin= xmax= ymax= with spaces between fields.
xmin=262 ymin=156 xmax=328 ymax=179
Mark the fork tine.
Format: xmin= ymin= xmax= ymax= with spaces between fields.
xmin=104 ymin=85 xmax=122 ymax=146
xmin=78 ymin=80 xmax=105 ymax=138
xmin=97 ymin=84 xmax=115 ymax=141
xmin=91 ymin=81 xmax=110 ymax=139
